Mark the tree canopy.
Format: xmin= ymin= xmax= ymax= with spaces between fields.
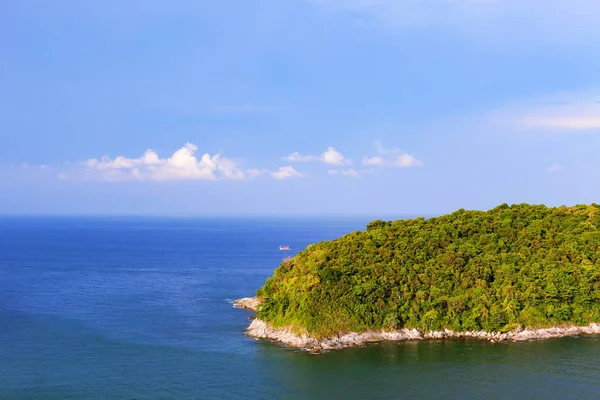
xmin=256 ymin=204 xmax=600 ymax=338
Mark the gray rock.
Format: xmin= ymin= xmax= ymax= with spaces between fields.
xmin=233 ymin=297 xmax=261 ymax=312
xmin=236 ymin=304 xmax=600 ymax=352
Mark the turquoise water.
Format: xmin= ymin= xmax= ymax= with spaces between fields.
xmin=1 ymin=217 xmax=599 ymax=399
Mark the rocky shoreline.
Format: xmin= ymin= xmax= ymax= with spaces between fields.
xmin=232 ymin=297 xmax=262 ymax=311
xmin=234 ymin=297 xmax=600 ymax=352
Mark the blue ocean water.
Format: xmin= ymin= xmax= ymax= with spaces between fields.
xmin=1 ymin=217 xmax=600 ymax=400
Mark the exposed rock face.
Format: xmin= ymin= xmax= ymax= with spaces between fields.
xmin=246 ymin=319 xmax=321 ymax=349
xmin=510 ymin=324 xmax=600 ymax=341
xmin=234 ymin=298 xmax=600 ymax=352
xmin=233 ymin=297 xmax=261 ymax=311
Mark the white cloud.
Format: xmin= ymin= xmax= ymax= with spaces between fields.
xmin=364 ymin=141 xmax=423 ymax=168
xmin=490 ymin=90 xmax=600 ymax=132
xmin=215 ymin=157 xmax=245 ymax=180
xmin=82 ymin=143 xmax=246 ymax=181
xmin=546 ymin=164 xmax=565 ymax=173
xmin=284 ymin=152 xmax=317 ymax=162
xmin=84 ymin=149 xmax=164 ymax=170
xmin=395 ymin=154 xmax=424 ymax=168
xmin=518 ymin=94 xmax=600 ymax=131
xmin=363 ymin=141 xmax=404 ymax=167
xmin=342 ymin=168 xmax=360 ymax=178
xmin=140 ymin=149 xmax=164 ymax=165
xmin=362 ymin=155 xmax=385 ymax=166
xmin=246 ymin=168 xmax=269 ymax=178
xmin=285 ymin=147 xmax=352 ymax=165
xmin=147 ymin=144 xmax=218 ymax=181
xmin=321 ymin=146 xmax=351 ymax=165
xmin=520 ymin=115 xmax=600 ymax=131
xmin=271 ymin=166 xmax=303 ymax=180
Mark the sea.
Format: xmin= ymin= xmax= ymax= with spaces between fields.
xmin=1 ymin=217 xmax=600 ymax=400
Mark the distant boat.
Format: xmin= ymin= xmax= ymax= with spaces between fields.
xmin=279 ymin=245 xmax=290 ymax=251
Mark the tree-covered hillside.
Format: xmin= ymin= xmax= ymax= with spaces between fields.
xmin=256 ymin=204 xmax=600 ymax=338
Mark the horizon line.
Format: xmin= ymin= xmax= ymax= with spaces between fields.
xmin=0 ymin=212 xmax=441 ymax=219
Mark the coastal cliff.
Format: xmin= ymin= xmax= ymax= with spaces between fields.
xmin=235 ymin=297 xmax=600 ymax=351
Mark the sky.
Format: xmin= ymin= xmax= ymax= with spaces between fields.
xmin=1 ymin=0 xmax=599 ymax=215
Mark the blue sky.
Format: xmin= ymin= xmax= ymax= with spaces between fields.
xmin=1 ymin=0 xmax=599 ymax=215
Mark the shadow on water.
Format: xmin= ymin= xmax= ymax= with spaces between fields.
xmin=253 ymin=336 xmax=600 ymax=400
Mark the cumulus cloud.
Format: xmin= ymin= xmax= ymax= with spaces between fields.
xmin=363 ymin=141 xmax=422 ymax=169
xmin=285 ymin=147 xmax=352 ymax=165
xmin=546 ymin=164 xmax=565 ymax=173
xmin=284 ymin=152 xmax=317 ymax=162
xmin=395 ymin=154 xmax=424 ymax=168
xmin=246 ymin=168 xmax=269 ymax=178
xmin=82 ymin=143 xmax=246 ymax=181
xmin=321 ymin=146 xmax=351 ymax=165
xmin=271 ymin=166 xmax=303 ymax=180
xmin=84 ymin=149 xmax=164 ymax=170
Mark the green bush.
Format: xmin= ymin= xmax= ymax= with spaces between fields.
xmin=256 ymin=204 xmax=600 ymax=338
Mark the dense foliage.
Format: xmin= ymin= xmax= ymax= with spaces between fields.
xmin=256 ymin=204 xmax=600 ymax=338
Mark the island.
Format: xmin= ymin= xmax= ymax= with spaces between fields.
xmin=235 ymin=203 xmax=600 ymax=351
